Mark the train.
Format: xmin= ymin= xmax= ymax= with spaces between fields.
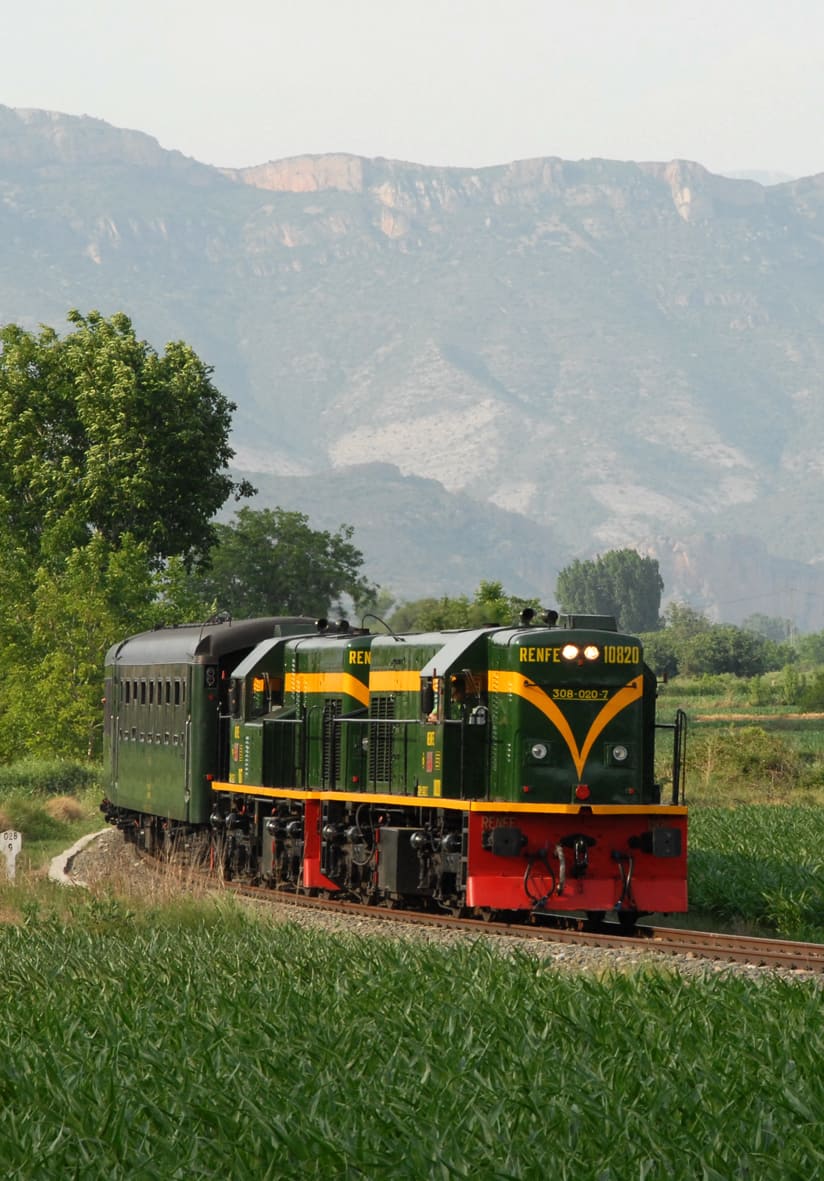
xmin=101 ymin=610 xmax=687 ymax=927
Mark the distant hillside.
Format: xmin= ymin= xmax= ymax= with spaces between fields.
xmin=3 ymin=105 xmax=824 ymax=627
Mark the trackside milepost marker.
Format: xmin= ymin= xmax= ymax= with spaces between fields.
xmin=2 ymin=830 xmax=21 ymax=881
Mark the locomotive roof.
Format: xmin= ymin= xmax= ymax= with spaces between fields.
xmin=488 ymin=619 xmax=637 ymax=650
xmin=228 ymin=635 xmax=291 ymax=679
xmin=105 ymin=617 xmax=317 ymax=668
xmin=415 ymin=628 xmax=498 ymax=678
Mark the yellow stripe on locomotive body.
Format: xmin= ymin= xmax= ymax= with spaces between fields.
xmin=284 ymin=670 xmax=370 ymax=708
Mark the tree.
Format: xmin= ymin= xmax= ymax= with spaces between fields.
xmin=662 ymin=602 xmax=712 ymax=637
xmin=0 ymin=309 xmax=253 ymax=759
xmin=0 ymin=535 xmax=203 ymax=761
xmin=680 ymin=624 xmax=773 ymax=677
xmin=555 ymin=549 xmax=663 ymax=633
xmin=741 ymin=613 xmax=794 ymax=644
xmin=640 ymin=604 xmax=712 ymax=677
xmin=0 ymin=310 xmax=252 ymax=567
xmin=797 ymin=631 xmax=824 ymax=664
xmin=641 ymin=603 xmax=794 ymax=680
xmin=389 ymin=582 xmax=540 ymax=632
xmin=186 ymin=507 xmax=377 ymax=619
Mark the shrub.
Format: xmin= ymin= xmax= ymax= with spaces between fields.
xmin=1 ymin=798 xmax=65 ymax=842
xmin=798 ymin=671 xmax=824 ymax=712
xmin=44 ymin=796 xmax=88 ymax=823
xmin=779 ymin=663 xmax=805 ymax=707
xmin=688 ymin=725 xmax=803 ymax=800
xmin=0 ymin=760 xmax=100 ymax=799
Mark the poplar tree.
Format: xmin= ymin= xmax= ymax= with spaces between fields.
xmin=555 ymin=549 xmax=663 ymax=633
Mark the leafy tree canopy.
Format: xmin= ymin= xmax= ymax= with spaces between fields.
xmin=641 ymin=603 xmax=795 ymax=679
xmin=0 ymin=535 xmax=202 ymax=761
xmin=186 ymin=506 xmax=377 ymax=619
xmin=0 ymin=309 xmax=252 ymax=566
xmin=741 ymin=613 xmax=794 ymax=643
xmin=0 ymin=309 xmax=254 ymax=759
xmin=389 ymin=581 xmax=540 ymax=633
xmin=555 ymin=549 xmax=663 ymax=633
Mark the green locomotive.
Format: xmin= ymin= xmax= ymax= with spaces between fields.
xmin=103 ymin=610 xmax=686 ymax=923
xmin=198 ymin=611 xmax=687 ymax=924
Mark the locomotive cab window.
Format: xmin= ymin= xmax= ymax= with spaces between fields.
xmin=420 ymin=676 xmax=436 ymax=721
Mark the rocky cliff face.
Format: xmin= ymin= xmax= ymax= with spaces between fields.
xmin=3 ymin=105 xmax=824 ymax=625
xmin=0 ymin=107 xmax=186 ymax=168
xmin=226 ymin=152 xmax=770 ymax=224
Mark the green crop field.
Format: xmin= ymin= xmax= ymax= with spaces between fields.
xmin=1 ymin=905 xmax=823 ymax=1179
xmin=3 ymin=741 xmax=824 ymax=1175
xmin=688 ymin=806 xmax=824 ymax=940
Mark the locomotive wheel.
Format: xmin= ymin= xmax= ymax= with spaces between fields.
xmin=617 ymin=910 xmax=639 ymax=932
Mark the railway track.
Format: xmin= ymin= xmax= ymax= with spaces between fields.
xmin=70 ymin=833 xmax=824 ymax=975
xmin=212 ymin=874 xmax=824 ymax=975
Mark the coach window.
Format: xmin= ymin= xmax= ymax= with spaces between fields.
xmin=124 ymin=681 xmax=131 ymax=705
xmin=140 ymin=680 xmax=147 ymax=706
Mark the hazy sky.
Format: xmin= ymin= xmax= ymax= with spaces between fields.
xmin=3 ymin=0 xmax=823 ymax=178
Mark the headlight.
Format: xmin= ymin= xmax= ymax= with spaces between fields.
xmin=561 ymin=643 xmax=579 ymax=661
xmin=530 ymin=742 xmax=548 ymax=760
xmin=583 ymin=645 xmax=600 ymax=661
xmin=612 ymin=744 xmax=629 ymax=762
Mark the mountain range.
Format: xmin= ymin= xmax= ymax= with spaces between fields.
xmin=2 ymin=104 xmax=824 ymax=628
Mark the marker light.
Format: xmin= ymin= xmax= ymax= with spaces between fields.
xmin=530 ymin=743 xmax=548 ymax=760
xmin=575 ymin=784 xmax=591 ymax=800
xmin=612 ymin=745 xmax=629 ymax=763
xmin=561 ymin=643 xmax=579 ymax=661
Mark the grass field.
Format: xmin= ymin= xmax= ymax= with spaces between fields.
xmin=2 ymin=723 xmax=824 ymax=1177
xmin=1 ymin=907 xmax=823 ymax=1179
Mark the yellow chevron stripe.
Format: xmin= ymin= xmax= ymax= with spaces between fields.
xmin=284 ymin=671 xmax=370 ymax=708
xmin=491 ymin=672 xmax=644 ymax=779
